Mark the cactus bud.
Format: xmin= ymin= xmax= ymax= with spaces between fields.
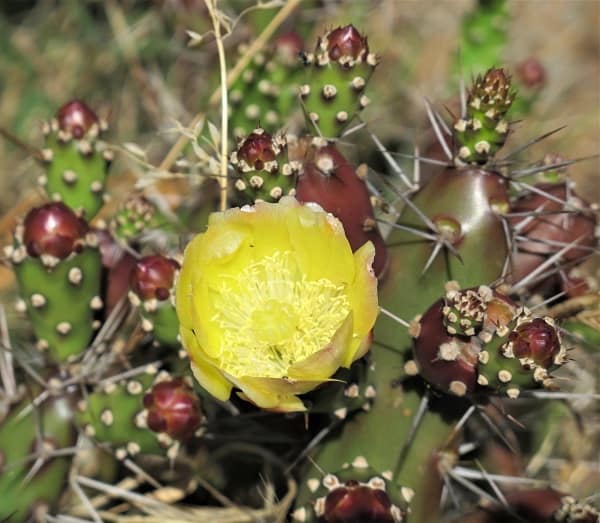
xmin=325 ymin=25 xmax=369 ymax=62
xmin=23 ymin=202 xmax=88 ymax=259
xmin=516 ymin=57 xmax=546 ymax=90
xmin=274 ymin=31 xmax=304 ymax=65
xmin=143 ymin=378 xmax=202 ymax=440
xmin=323 ymin=481 xmax=395 ymax=523
xmin=56 ymin=100 xmax=99 ymax=139
xmin=131 ymin=255 xmax=179 ymax=301
xmin=508 ymin=318 xmax=562 ymax=368
xmin=236 ymin=130 xmax=277 ymax=171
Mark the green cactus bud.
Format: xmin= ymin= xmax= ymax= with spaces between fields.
xmin=300 ymin=25 xmax=377 ymax=137
xmin=230 ymin=128 xmax=302 ymax=204
xmin=453 ymin=68 xmax=515 ymax=165
xmin=41 ymin=100 xmax=112 ymax=219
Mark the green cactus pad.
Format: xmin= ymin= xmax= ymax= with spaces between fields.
xmin=42 ymin=120 xmax=111 ymax=220
xmin=300 ymin=25 xmax=377 ymax=137
xmin=13 ymin=243 xmax=102 ymax=363
xmin=0 ymin=393 xmax=77 ymax=522
xmin=75 ymin=372 xmax=165 ymax=458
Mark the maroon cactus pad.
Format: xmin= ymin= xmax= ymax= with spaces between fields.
xmin=143 ymin=378 xmax=202 ymax=440
xmin=413 ymin=299 xmax=479 ymax=396
xmin=516 ymin=57 xmax=546 ymax=89
xmin=236 ymin=131 xmax=277 ymax=171
xmin=508 ymin=318 xmax=561 ymax=368
xmin=510 ymin=184 xmax=597 ymax=286
xmin=296 ymin=144 xmax=388 ymax=278
xmin=56 ymin=100 xmax=99 ymax=139
xmin=322 ymin=481 xmax=394 ymax=523
xmin=131 ymin=255 xmax=179 ymax=301
xmin=325 ymin=25 xmax=369 ymax=61
xmin=23 ymin=202 xmax=88 ymax=259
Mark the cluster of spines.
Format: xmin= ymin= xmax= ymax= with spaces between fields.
xmin=230 ymin=128 xmax=302 ymax=204
xmin=411 ymin=283 xmax=567 ymax=399
xmin=453 ymin=68 xmax=515 ymax=165
xmin=300 ymin=25 xmax=377 ymax=137
xmin=8 ymin=202 xmax=102 ymax=362
xmin=40 ymin=100 xmax=112 ymax=219
xmin=292 ymin=459 xmax=410 ymax=522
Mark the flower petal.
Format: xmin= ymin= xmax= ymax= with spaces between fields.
xmin=348 ymin=241 xmax=379 ymax=337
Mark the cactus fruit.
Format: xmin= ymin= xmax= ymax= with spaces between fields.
xmin=9 ymin=203 xmax=102 ymax=362
xmin=292 ymin=461 xmax=410 ymax=522
xmin=143 ymin=377 xmax=202 ymax=440
xmin=412 ymin=285 xmax=567 ymax=398
xmin=230 ymin=128 xmax=302 ymax=204
xmin=129 ymin=254 xmax=180 ymax=346
xmin=453 ymin=68 xmax=515 ymax=165
xmin=295 ymin=139 xmax=388 ymax=277
xmin=300 ymin=25 xmax=377 ymax=137
xmin=41 ymin=100 xmax=111 ymax=219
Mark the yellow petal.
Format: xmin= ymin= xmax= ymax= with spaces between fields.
xmin=348 ymin=241 xmax=379 ymax=337
xmin=231 ymin=375 xmax=309 ymax=412
xmin=181 ymin=327 xmax=232 ymax=401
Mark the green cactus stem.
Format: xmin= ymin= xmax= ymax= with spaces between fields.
xmin=453 ymin=68 xmax=515 ymax=165
xmin=41 ymin=100 xmax=112 ymax=219
xmin=300 ymin=25 xmax=377 ymax=138
xmin=0 ymin=392 xmax=77 ymax=522
xmin=109 ymin=194 xmax=171 ymax=246
xmin=9 ymin=203 xmax=102 ymax=363
xmin=230 ymin=128 xmax=302 ymax=204
xmin=455 ymin=0 xmax=509 ymax=78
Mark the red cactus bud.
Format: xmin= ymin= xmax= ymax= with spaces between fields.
xmin=325 ymin=25 xmax=369 ymax=61
xmin=56 ymin=100 xmax=99 ymax=139
xmin=323 ymin=481 xmax=395 ymax=523
xmin=274 ymin=31 xmax=304 ymax=63
xmin=296 ymin=144 xmax=388 ymax=278
xmin=508 ymin=318 xmax=561 ymax=368
xmin=143 ymin=378 xmax=202 ymax=440
xmin=236 ymin=131 xmax=277 ymax=171
xmin=131 ymin=255 xmax=179 ymax=301
xmin=516 ymin=57 xmax=546 ymax=89
xmin=23 ymin=202 xmax=88 ymax=259
xmin=482 ymin=68 xmax=510 ymax=91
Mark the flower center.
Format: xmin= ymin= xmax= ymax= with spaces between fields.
xmin=211 ymin=251 xmax=350 ymax=378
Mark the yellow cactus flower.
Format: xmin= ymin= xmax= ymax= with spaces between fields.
xmin=175 ymin=197 xmax=378 ymax=412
